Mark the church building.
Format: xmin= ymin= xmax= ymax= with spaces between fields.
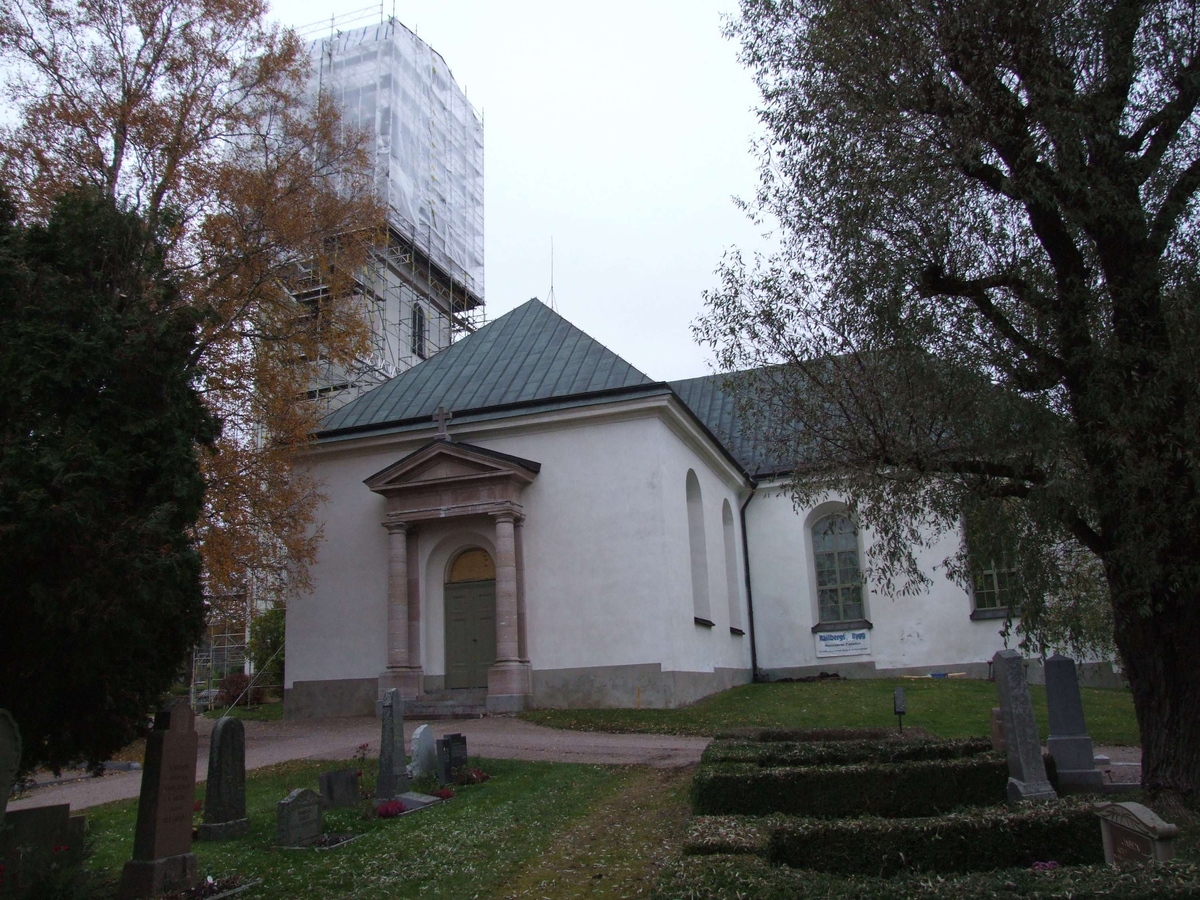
xmin=284 ymin=299 xmax=1015 ymax=718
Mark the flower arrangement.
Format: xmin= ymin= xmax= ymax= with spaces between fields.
xmin=454 ymin=767 xmax=490 ymax=786
xmin=1031 ymin=861 xmax=1061 ymax=872
xmin=376 ymin=799 xmax=406 ymax=818
xmin=434 ymin=788 xmax=454 ymax=800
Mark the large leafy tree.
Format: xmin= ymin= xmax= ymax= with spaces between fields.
xmin=0 ymin=188 xmax=217 ymax=772
xmin=0 ymin=0 xmax=381 ymax=618
xmin=701 ymin=0 xmax=1200 ymax=807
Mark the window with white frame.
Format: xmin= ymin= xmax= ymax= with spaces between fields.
xmin=812 ymin=514 xmax=864 ymax=624
xmin=972 ymin=553 xmax=1017 ymax=612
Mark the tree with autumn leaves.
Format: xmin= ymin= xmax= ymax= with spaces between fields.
xmin=0 ymin=0 xmax=383 ymax=623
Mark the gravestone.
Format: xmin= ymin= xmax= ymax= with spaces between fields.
xmin=893 ymin=688 xmax=906 ymax=732
xmin=318 ymin=769 xmax=360 ymax=809
xmin=119 ymin=701 xmax=199 ymax=898
xmin=375 ymin=689 xmax=410 ymax=801
xmin=276 ymin=789 xmax=322 ymax=847
xmin=409 ymin=725 xmax=436 ymax=780
xmin=436 ymin=733 xmax=468 ymax=785
xmin=989 ymin=707 xmax=1006 ymax=751
xmin=1095 ymin=801 xmax=1178 ymax=864
xmin=447 ymin=733 xmax=468 ymax=771
xmin=1044 ymin=654 xmax=1104 ymax=790
xmin=198 ymin=717 xmax=249 ymax=840
xmin=0 ymin=710 xmax=21 ymax=830
xmin=992 ymin=650 xmax=1056 ymax=803
xmin=0 ymin=804 xmax=85 ymax=894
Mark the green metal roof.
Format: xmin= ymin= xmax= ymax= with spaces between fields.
xmin=669 ymin=372 xmax=792 ymax=478
xmin=320 ymin=299 xmax=657 ymax=436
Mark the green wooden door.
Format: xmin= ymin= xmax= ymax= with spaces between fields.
xmin=444 ymin=580 xmax=496 ymax=689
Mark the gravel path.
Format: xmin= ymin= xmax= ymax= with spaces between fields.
xmin=8 ymin=715 xmax=712 ymax=812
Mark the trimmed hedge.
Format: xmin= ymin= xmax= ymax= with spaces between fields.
xmin=768 ymin=800 xmax=1104 ymax=876
xmin=692 ymin=755 xmax=1008 ymax=817
xmin=714 ymin=727 xmax=912 ymax=743
xmin=652 ymin=855 xmax=1200 ymax=900
xmin=685 ymin=815 xmax=779 ymax=856
xmin=701 ymin=737 xmax=995 ymax=768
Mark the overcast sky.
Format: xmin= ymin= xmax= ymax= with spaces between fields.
xmin=274 ymin=0 xmax=771 ymax=381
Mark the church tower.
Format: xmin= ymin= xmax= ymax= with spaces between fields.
xmin=305 ymin=15 xmax=485 ymax=409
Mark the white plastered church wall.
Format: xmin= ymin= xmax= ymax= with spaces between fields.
xmin=747 ymin=484 xmax=1012 ymax=677
xmin=287 ymin=401 xmax=757 ymax=713
xmin=650 ymin=413 xmax=754 ymax=686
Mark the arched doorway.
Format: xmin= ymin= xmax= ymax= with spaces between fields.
xmin=444 ymin=548 xmax=497 ymax=689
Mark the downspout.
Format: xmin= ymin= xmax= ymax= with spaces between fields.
xmin=739 ymin=485 xmax=760 ymax=682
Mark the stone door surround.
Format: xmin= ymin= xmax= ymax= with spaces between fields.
xmin=364 ymin=439 xmax=539 ymax=712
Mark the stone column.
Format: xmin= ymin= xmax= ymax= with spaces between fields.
xmin=379 ymin=520 xmax=421 ymax=700
xmin=487 ymin=512 xmax=532 ymax=712
xmin=406 ymin=528 xmax=421 ymax=669
xmin=515 ymin=517 xmax=528 ymax=661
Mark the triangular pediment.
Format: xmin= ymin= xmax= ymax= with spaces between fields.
xmin=364 ymin=440 xmax=540 ymax=494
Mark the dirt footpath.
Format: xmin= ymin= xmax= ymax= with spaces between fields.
xmin=8 ymin=715 xmax=711 ymax=812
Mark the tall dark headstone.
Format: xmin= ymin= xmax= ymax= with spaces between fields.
xmin=198 ymin=717 xmax=249 ymax=840
xmin=119 ymin=701 xmax=199 ymax=898
xmin=1045 ymin=654 xmax=1104 ymax=790
xmin=0 ymin=710 xmax=21 ymax=830
xmin=992 ymin=650 xmax=1056 ymax=803
xmin=375 ymin=689 xmax=409 ymax=801
xmin=318 ymin=769 xmax=360 ymax=809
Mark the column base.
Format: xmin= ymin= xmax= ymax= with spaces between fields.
xmin=378 ymin=668 xmax=423 ymax=702
xmin=119 ymin=853 xmax=198 ymax=898
xmin=487 ymin=660 xmax=531 ymax=712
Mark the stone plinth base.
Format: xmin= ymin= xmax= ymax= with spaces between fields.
xmin=119 ymin=853 xmax=198 ymax=898
xmin=1049 ymin=734 xmax=1104 ymax=790
xmin=377 ymin=668 xmax=423 ymax=703
xmin=1007 ymin=777 xmax=1057 ymax=803
xmin=197 ymin=818 xmax=250 ymax=841
xmin=487 ymin=660 xmax=531 ymax=711
xmin=485 ymin=692 xmax=530 ymax=713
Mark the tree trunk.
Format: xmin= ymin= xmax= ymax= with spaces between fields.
xmin=1111 ymin=580 xmax=1200 ymax=810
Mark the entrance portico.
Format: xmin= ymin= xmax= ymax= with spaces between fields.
xmin=364 ymin=439 xmax=539 ymax=712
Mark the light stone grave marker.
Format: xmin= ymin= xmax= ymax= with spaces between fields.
xmin=119 ymin=701 xmax=199 ymax=898
xmin=318 ymin=769 xmax=360 ymax=809
xmin=199 ymin=717 xmax=249 ymax=840
xmin=1045 ymin=654 xmax=1104 ymax=790
xmin=375 ymin=689 xmax=410 ymax=801
xmin=409 ymin=725 xmax=436 ymax=780
xmin=992 ymin=650 xmax=1056 ymax=803
xmin=1095 ymin=801 xmax=1178 ymax=864
xmin=276 ymin=789 xmax=322 ymax=848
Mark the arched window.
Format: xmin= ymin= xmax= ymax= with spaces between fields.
xmin=686 ymin=470 xmax=711 ymax=623
xmin=411 ymin=302 xmax=427 ymax=359
xmin=447 ymin=547 xmax=495 ymax=583
xmin=722 ymin=500 xmax=742 ymax=630
xmin=812 ymin=514 xmax=864 ymax=623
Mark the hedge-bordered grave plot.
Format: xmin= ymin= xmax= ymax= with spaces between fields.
xmin=679 ymin=728 xmax=1128 ymax=890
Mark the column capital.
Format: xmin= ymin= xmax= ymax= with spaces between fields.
xmin=493 ymin=512 xmax=516 ymax=526
xmin=383 ymin=519 xmax=409 ymax=535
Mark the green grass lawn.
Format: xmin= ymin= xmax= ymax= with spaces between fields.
xmin=83 ymin=757 xmax=629 ymax=899
xmin=521 ymin=678 xmax=1140 ymax=745
xmin=201 ymin=701 xmax=285 ymax=722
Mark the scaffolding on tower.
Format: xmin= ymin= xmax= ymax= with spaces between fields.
xmin=300 ymin=9 xmax=486 ymax=410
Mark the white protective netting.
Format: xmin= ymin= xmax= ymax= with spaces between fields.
xmin=311 ymin=20 xmax=485 ymax=300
